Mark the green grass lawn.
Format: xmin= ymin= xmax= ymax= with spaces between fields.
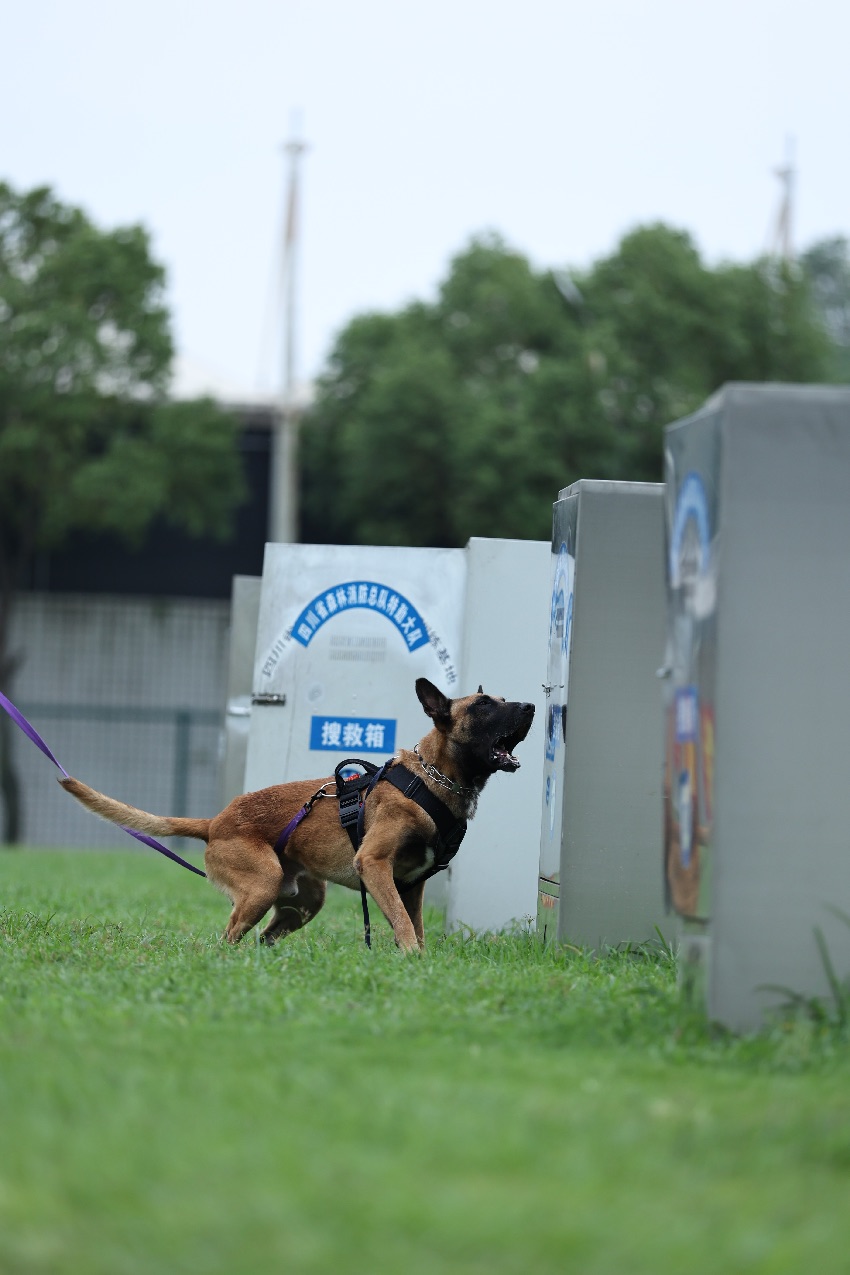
xmin=2 ymin=848 xmax=850 ymax=1275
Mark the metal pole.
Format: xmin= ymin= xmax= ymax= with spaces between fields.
xmin=771 ymin=136 xmax=795 ymax=264
xmin=173 ymin=709 xmax=191 ymax=818
xmin=270 ymin=131 xmax=307 ymax=544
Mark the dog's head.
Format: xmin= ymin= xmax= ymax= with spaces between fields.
xmin=415 ymin=678 xmax=535 ymax=779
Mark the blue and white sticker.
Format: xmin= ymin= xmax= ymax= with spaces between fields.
xmin=674 ymin=687 xmax=699 ymax=742
xmin=310 ymin=716 xmax=396 ymax=753
xmin=670 ymin=472 xmax=710 ymax=587
xmin=678 ymin=769 xmax=693 ymax=868
xmin=550 ymin=543 xmax=574 ymax=658
xmin=545 ymin=542 xmax=574 ymax=763
xmin=260 ymin=566 xmax=459 ymax=688
xmin=292 ymin=582 xmax=428 ymax=651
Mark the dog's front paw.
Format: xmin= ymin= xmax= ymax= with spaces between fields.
xmin=395 ymin=936 xmax=421 ymax=955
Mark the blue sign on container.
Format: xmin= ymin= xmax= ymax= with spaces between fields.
xmin=309 ymin=716 xmax=397 ymax=754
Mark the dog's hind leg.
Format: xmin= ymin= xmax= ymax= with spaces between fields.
xmin=260 ymin=875 xmax=327 ymax=946
xmin=205 ymin=837 xmax=283 ymax=944
xmin=223 ymin=887 xmax=281 ymax=944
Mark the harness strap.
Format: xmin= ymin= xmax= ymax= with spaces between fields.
xmin=381 ymin=764 xmax=467 ymax=875
xmin=334 ymin=758 xmax=388 ymax=852
xmin=335 ymin=759 xmax=467 ymax=946
xmin=333 ymin=758 xmax=392 ymax=949
xmin=271 ymin=755 xmax=468 ymax=950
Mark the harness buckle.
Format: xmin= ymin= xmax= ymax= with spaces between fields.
xmin=338 ymin=790 xmax=361 ymax=828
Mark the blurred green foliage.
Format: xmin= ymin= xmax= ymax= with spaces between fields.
xmin=302 ymin=224 xmax=837 ymax=546
xmin=801 ymin=236 xmax=850 ymax=381
xmin=0 ymin=181 xmax=245 ymax=839
xmin=0 ymin=180 xmax=244 ymax=632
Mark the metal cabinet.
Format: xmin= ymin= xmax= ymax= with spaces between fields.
xmin=538 ymin=480 xmax=669 ymax=949
xmin=664 ymin=384 xmax=850 ymax=1030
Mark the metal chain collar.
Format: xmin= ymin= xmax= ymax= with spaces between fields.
xmin=413 ymin=744 xmax=474 ymax=796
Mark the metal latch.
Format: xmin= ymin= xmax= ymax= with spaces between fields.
xmin=251 ymin=693 xmax=287 ymax=706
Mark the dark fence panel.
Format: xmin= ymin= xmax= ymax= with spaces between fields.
xmin=11 ymin=703 xmax=221 ymax=849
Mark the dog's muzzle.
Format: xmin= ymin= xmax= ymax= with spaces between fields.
xmin=491 ymin=702 xmax=535 ymax=772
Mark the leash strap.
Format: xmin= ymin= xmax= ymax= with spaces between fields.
xmin=272 ymin=799 xmax=315 ymax=858
xmin=0 ymin=690 xmax=70 ymax=778
xmin=271 ymin=779 xmax=338 ymax=859
xmin=360 ymin=880 xmax=372 ymax=949
xmin=0 ymin=690 xmax=207 ymax=878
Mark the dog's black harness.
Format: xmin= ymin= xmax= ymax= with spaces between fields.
xmin=274 ymin=756 xmax=467 ymax=949
xmin=335 ymin=757 xmax=467 ymax=948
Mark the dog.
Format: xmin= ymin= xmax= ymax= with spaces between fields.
xmin=60 ymin=678 xmax=534 ymax=953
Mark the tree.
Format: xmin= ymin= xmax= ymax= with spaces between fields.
xmin=302 ymin=226 xmax=833 ymax=549
xmin=301 ymin=306 xmax=462 ymax=547
xmin=0 ymin=182 xmax=245 ymax=841
xmin=302 ymin=235 xmax=622 ymax=545
xmin=801 ymin=237 xmax=850 ymax=380
xmin=574 ymin=224 xmax=831 ymax=480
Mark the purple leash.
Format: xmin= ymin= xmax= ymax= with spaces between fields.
xmin=0 ymin=690 xmax=206 ymax=878
xmin=272 ymin=781 xmax=335 ymax=859
xmin=0 ymin=690 xmax=70 ymax=778
xmin=273 ymin=806 xmax=312 ymax=857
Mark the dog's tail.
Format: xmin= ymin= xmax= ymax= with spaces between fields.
xmin=59 ymin=776 xmax=212 ymax=842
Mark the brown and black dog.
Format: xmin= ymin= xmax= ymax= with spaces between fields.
xmin=60 ymin=679 xmax=534 ymax=952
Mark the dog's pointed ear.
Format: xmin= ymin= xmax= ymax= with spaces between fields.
xmin=415 ymin=678 xmax=452 ymax=725
xmin=477 ymin=684 xmax=484 ymax=694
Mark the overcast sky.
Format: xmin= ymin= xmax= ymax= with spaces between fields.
xmin=2 ymin=0 xmax=848 ymax=401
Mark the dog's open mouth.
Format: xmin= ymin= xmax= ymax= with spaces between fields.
xmin=491 ymin=732 xmax=524 ymax=773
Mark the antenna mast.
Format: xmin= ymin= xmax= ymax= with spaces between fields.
xmin=270 ymin=123 xmax=308 ymax=543
xmin=770 ymin=137 xmax=795 ymax=264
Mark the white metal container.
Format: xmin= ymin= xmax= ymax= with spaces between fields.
xmin=244 ymin=538 xmax=548 ymax=935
